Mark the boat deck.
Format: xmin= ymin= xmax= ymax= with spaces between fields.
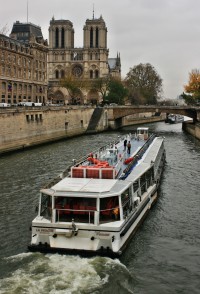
xmin=80 ymin=133 xmax=149 ymax=179
xmin=42 ymin=130 xmax=153 ymax=190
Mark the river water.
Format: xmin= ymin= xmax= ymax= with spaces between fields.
xmin=0 ymin=122 xmax=200 ymax=294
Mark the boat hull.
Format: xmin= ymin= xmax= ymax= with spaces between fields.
xmin=28 ymin=188 xmax=161 ymax=258
xmin=166 ymin=114 xmax=184 ymax=124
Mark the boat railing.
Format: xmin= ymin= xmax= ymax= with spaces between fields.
xmin=42 ymin=136 xmax=125 ymax=188
xmin=56 ymin=207 xmax=95 ymax=224
xmin=120 ymin=134 xmax=156 ymax=180
xmin=72 ymin=139 xmax=122 ymax=167
xmin=55 ymin=206 xmax=120 ymax=224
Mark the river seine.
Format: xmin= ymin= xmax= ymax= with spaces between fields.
xmin=0 ymin=122 xmax=200 ymax=294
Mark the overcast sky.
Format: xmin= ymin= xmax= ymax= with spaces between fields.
xmin=1 ymin=0 xmax=200 ymax=99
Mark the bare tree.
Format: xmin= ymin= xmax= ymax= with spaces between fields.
xmin=125 ymin=63 xmax=163 ymax=105
xmin=0 ymin=24 xmax=9 ymax=35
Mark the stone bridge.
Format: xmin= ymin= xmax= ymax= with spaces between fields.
xmin=106 ymin=105 xmax=200 ymax=128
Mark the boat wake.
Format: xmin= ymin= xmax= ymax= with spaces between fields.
xmin=0 ymin=253 xmax=133 ymax=294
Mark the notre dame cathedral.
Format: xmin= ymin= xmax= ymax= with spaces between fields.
xmin=48 ymin=14 xmax=121 ymax=104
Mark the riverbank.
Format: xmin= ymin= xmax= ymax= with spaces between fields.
xmin=0 ymin=107 xmax=164 ymax=155
xmin=182 ymin=121 xmax=200 ymax=140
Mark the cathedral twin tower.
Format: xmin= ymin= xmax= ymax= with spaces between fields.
xmin=48 ymin=15 xmax=121 ymax=104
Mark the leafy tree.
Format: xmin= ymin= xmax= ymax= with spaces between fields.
xmin=60 ymin=75 xmax=86 ymax=104
xmin=61 ymin=75 xmax=127 ymax=105
xmin=91 ymin=77 xmax=110 ymax=102
xmin=125 ymin=63 xmax=163 ymax=105
xmin=91 ymin=77 xmax=127 ymax=105
xmin=184 ymin=69 xmax=200 ymax=104
xmin=105 ymin=78 xmax=128 ymax=105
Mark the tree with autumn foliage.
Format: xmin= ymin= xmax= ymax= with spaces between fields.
xmin=183 ymin=69 xmax=200 ymax=105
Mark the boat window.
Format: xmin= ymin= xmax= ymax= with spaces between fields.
xmin=140 ymin=173 xmax=147 ymax=194
xmin=121 ymin=188 xmax=132 ymax=218
xmin=99 ymin=196 xmax=119 ymax=223
xmin=54 ymin=196 xmax=96 ymax=224
xmin=40 ymin=193 xmax=52 ymax=220
xmin=146 ymin=167 xmax=154 ymax=188
xmin=133 ymin=180 xmax=139 ymax=192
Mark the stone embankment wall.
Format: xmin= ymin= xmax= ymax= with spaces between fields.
xmin=122 ymin=112 xmax=166 ymax=126
xmin=0 ymin=106 xmax=164 ymax=154
xmin=0 ymin=106 xmax=108 ymax=154
xmin=182 ymin=121 xmax=200 ymax=140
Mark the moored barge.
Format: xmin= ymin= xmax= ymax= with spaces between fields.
xmin=165 ymin=114 xmax=184 ymax=124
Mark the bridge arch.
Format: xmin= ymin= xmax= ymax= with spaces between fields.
xmin=107 ymin=105 xmax=199 ymax=127
xmin=111 ymin=106 xmax=198 ymax=121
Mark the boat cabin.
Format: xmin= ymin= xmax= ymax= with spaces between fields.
xmin=137 ymin=127 xmax=149 ymax=140
xmin=38 ymin=163 xmax=155 ymax=226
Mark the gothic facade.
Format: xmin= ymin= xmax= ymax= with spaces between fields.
xmin=0 ymin=21 xmax=48 ymax=105
xmin=48 ymin=15 xmax=121 ymax=104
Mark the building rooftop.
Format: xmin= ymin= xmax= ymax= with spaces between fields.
xmin=10 ymin=21 xmax=43 ymax=42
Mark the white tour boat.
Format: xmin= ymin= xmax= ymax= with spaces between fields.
xmin=28 ymin=127 xmax=166 ymax=257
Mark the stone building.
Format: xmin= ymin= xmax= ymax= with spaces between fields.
xmin=0 ymin=21 xmax=48 ymax=105
xmin=48 ymin=15 xmax=121 ymax=104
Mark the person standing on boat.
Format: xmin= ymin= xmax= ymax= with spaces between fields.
xmin=127 ymin=141 xmax=131 ymax=155
xmin=124 ymin=139 xmax=127 ymax=151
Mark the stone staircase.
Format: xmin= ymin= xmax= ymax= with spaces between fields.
xmin=86 ymin=107 xmax=104 ymax=133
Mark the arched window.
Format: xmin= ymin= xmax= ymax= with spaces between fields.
xmin=55 ymin=70 xmax=59 ymax=79
xmin=90 ymin=70 xmax=93 ymax=79
xmin=2 ymin=65 xmax=5 ymax=75
xmin=55 ymin=28 xmax=59 ymax=48
xmin=2 ymin=82 xmax=6 ymax=91
xmin=96 ymin=27 xmax=99 ymax=48
xmin=61 ymin=70 xmax=65 ymax=78
xmin=61 ymin=27 xmax=65 ymax=48
xmin=90 ymin=27 xmax=93 ymax=48
xmin=13 ymin=83 xmax=17 ymax=92
xmin=95 ymin=70 xmax=99 ymax=78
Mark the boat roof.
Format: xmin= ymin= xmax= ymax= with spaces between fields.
xmin=125 ymin=137 xmax=163 ymax=182
xmin=41 ymin=176 xmax=133 ymax=197
xmin=41 ymin=178 xmax=119 ymax=196
xmin=143 ymin=137 xmax=163 ymax=164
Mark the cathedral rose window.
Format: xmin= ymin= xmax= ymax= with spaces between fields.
xmin=72 ymin=65 xmax=83 ymax=77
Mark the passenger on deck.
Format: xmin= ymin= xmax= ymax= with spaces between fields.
xmin=124 ymin=139 xmax=127 ymax=151
xmin=127 ymin=141 xmax=131 ymax=154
